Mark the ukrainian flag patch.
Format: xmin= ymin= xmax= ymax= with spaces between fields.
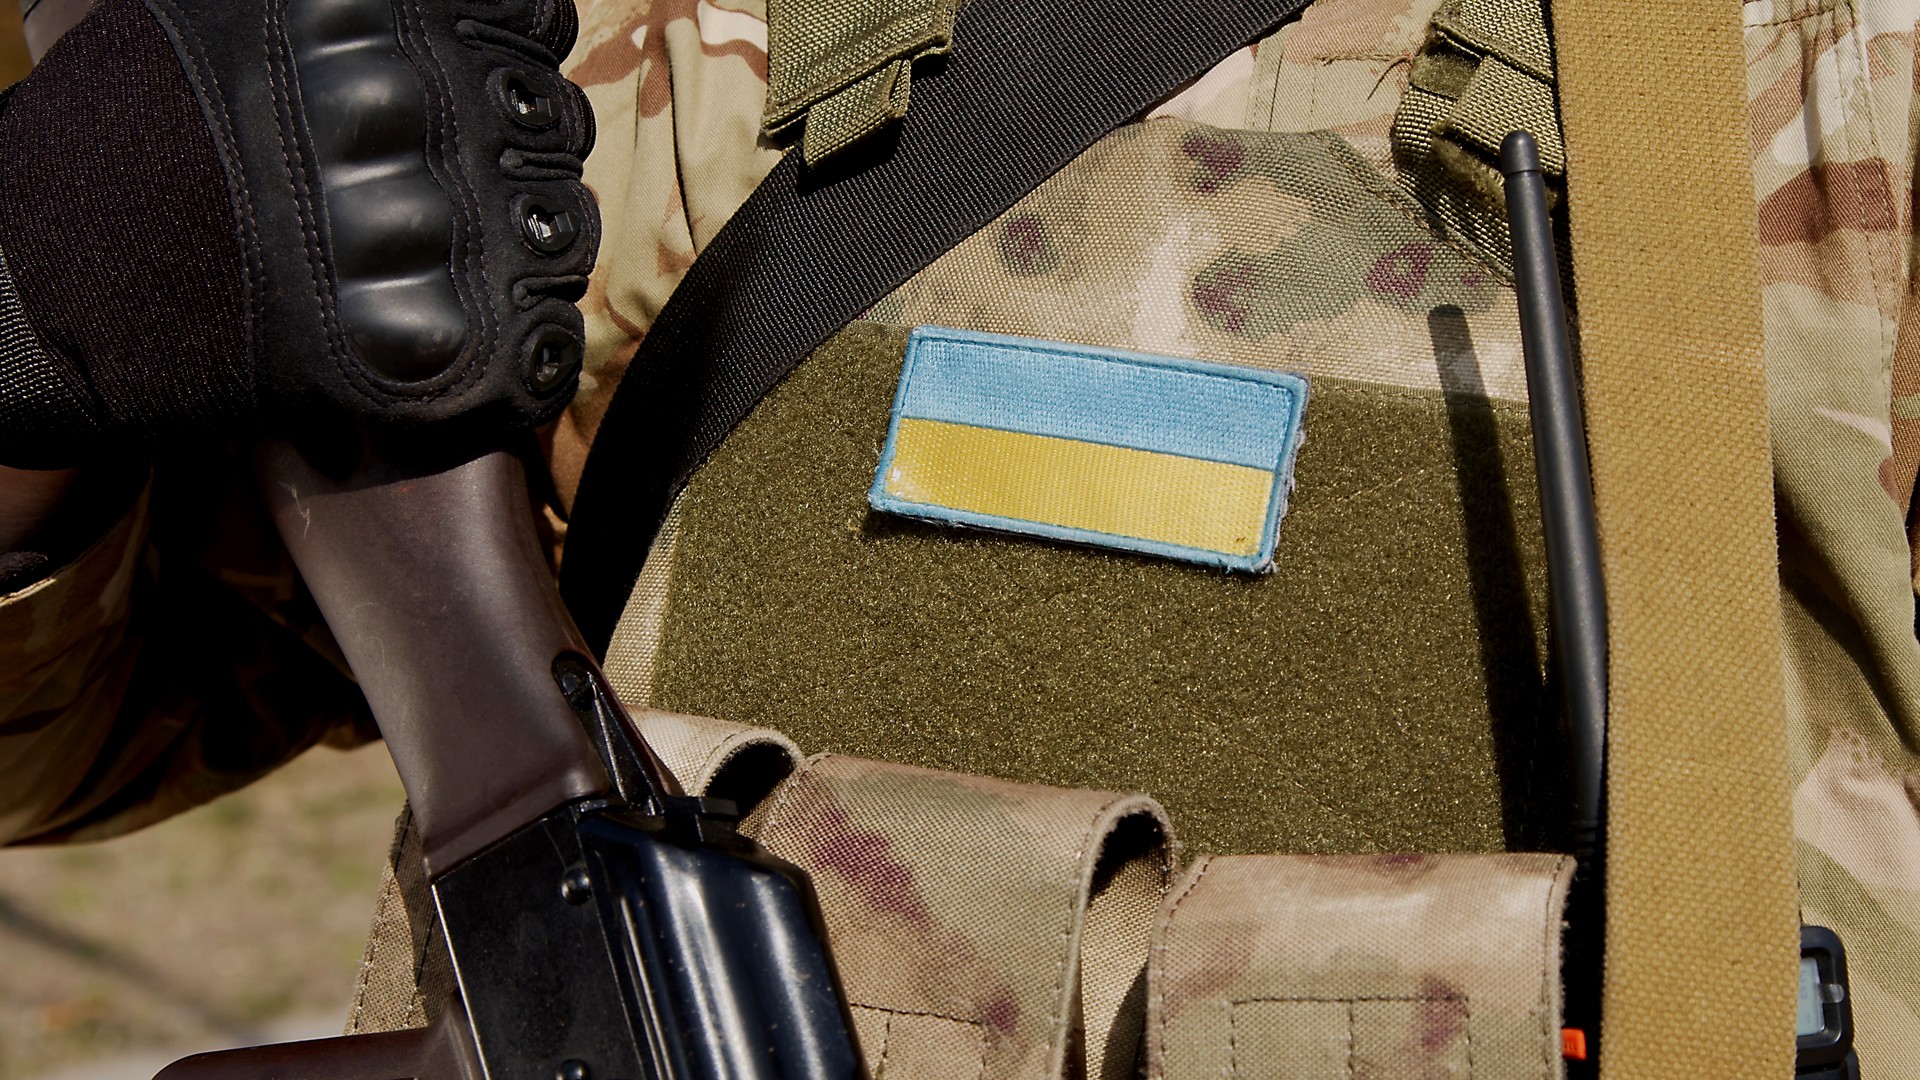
xmin=869 ymin=327 xmax=1308 ymax=571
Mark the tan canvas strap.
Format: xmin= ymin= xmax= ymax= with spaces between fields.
xmin=1550 ymin=2 xmax=1800 ymax=1076
xmin=740 ymin=754 xmax=1175 ymax=1080
xmin=1147 ymin=853 xmax=1576 ymax=1079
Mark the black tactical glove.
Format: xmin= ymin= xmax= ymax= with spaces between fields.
xmin=0 ymin=0 xmax=597 ymax=467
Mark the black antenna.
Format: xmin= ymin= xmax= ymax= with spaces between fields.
xmin=1501 ymin=129 xmax=1608 ymax=1069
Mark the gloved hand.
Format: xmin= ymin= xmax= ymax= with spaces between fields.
xmin=0 ymin=0 xmax=597 ymax=468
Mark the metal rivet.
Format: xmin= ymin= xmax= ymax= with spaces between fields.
xmin=498 ymin=70 xmax=557 ymax=129
xmin=526 ymin=330 xmax=580 ymax=395
xmin=555 ymin=664 xmax=589 ymax=700
xmin=560 ymin=866 xmax=592 ymax=905
xmin=556 ymin=1059 xmax=591 ymax=1080
xmin=518 ymin=197 xmax=578 ymax=254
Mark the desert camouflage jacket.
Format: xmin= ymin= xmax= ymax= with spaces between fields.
xmin=4 ymin=0 xmax=1918 ymax=1062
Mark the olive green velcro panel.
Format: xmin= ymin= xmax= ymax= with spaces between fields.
xmin=763 ymin=0 xmax=955 ymax=165
xmin=647 ymin=320 xmax=1560 ymax=859
xmin=1390 ymin=0 xmax=1561 ymax=272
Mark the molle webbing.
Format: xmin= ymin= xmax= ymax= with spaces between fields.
xmin=1551 ymin=1 xmax=1800 ymax=1075
xmin=761 ymin=0 xmax=955 ymax=165
xmin=1390 ymin=0 xmax=1562 ymax=271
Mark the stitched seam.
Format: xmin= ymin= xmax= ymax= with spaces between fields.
xmin=1277 ymin=50 xmax=1425 ymax=64
xmin=1228 ymin=995 xmax=1477 ymax=1076
xmin=1309 ymin=59 xmax=1321 ymax=127
xmin=449 ymin=31 xmax=560 ymax=68
xmin=1346 ymin=999 xmax=1356 ymax=1079
xmin=141 ymin=0 xmax=266 ymax=399
xmin=1539 ymin=854 xmax=1572 ymax=1079
xmin=266 ymin=0 xmax=359 ymax=401
xmin=1838 ymin=0 xmax=1901 ymax=366
xmin=399 ymin=0 xmax=496 ymax=403
xmin=273 ymin=0 xmax=459 ymax=408
xmin=1235 ymin=994 xmax=1467 ymax=1003
xmin=1227 ymin=999 xmax=1240 ymax=1079
xmin=1749 ymin=0 xmax=1844 ymax=28
xmin=666 ymin=49 xmax=700 ymax=272
xmin=1263 ymin=49 xmax=1281 ymax=132
xmin=857 ymin=1003 xmax=990 ymax=1025
xmin=346 ymin=870 xmax=398 ymax=1033
xmin=851 ymin=1005 xmax=992 ymax=1078
xmin=1151 ymin=855 xmax=1214 ymax=1067
xmin=1464 ymin=993 xmax=1474 ymax=1078
xmin=906 ymin=329 xmax=1310 ymax=390
xmin=757 ymin=752 xmax=831 ymax=836
xmin=1046 ymin=793 xmax=1142 ymax=1078
xmin=410 ymin=911 xmax=439 ymax=1023
xmin=453 ymin=18 xmax=560 ymax=65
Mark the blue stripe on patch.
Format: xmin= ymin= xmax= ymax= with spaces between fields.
xmin=897 ymin=328 xmax=1301 ymax=471
xmin=870 ymin=327 xmax=1310 ymax=572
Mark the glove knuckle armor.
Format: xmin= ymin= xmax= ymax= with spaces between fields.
xmin=131 ymin=0 xmax=598 ymax=449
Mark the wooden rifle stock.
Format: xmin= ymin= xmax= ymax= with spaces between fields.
xmin=151 ymin=443 xmax=863 ymax=1080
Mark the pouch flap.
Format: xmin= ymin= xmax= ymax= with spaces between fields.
xmin=1148 ymin=852 xmax=1575 ymax=1079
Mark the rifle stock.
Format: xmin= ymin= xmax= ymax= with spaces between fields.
xmin=155 ymin=1014 xmax=478 ymax=1080
xmin=152 ymin=443 xmax=864 ymax=1080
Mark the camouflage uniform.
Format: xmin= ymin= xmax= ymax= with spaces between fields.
xmin=4 ymin=0 xmax=1918 ymax=1065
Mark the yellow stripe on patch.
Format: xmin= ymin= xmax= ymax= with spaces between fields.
xmin=882 ymin=418 xmax=1274 ymax=557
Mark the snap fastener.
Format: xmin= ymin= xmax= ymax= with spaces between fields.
xmin=525 ymin=328 xmax=581 ymax=395
xmin=517 ymin=196 xmax=578 ymax=254
xmin=495 ymin=69 xmax=557 ymax=129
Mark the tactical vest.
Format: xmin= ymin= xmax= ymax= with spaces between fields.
xmin=349 ymin=1 xmax=1920 ymax=1077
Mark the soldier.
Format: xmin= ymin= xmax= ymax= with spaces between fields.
xmin=2 ymin=0 xmax=1915 ymax=1075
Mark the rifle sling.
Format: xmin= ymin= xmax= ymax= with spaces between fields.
xmin=559 ymin=0 xmax=1307 ymax=651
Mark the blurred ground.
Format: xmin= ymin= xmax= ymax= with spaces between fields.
xmin=0 ymin=743 xmax=404 ymax=1080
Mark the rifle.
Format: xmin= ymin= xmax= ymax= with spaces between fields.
xmin=154 ymin=441 xmax=866 ymax=1080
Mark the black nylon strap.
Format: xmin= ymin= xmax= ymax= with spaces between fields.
xmin=561 ymin=0 xmax=1307 ymax=654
